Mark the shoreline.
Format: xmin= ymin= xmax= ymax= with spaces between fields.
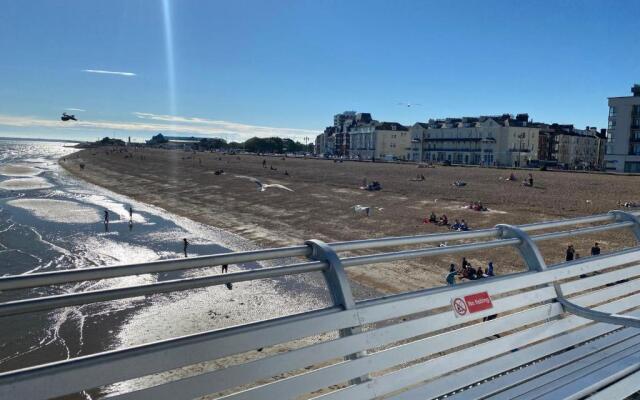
xmin=59 ymin=147 xmax=640 ymax=294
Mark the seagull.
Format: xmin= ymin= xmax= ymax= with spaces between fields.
xmin=234 ymin=175 xmax=294 ymax=192
xmin=397 ymin=102 xmax=422 ymax=108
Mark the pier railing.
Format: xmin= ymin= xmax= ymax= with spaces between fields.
xmin=2 ymin=210 xmax=640 ymax=399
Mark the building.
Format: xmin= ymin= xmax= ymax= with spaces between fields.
xmin=410 ymin=114 xmax=540 ymax=167
xmin=537 ymin=124 xmax=606 ymax=169
xmin=349 ymin=122 xmax=410 ymax=160
xmin=605 ymin=85 xmax=640 ymax=172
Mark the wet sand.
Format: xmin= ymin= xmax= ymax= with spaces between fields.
xmin=60 ymin=148 xmax=640 ymax=294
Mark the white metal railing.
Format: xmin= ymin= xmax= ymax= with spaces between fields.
xmin=1 ymin=210 xmax=640 ymax=399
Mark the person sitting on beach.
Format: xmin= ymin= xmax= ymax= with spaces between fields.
xmin=476 ymin=266 xmax=484 ymax=278
xmin=507 ymin=173 xmax=517 ymax=181
xmin=438 ymin=215 xmax=449 ymax=226
xmin=451 ymin=219 xmax=461 ymax=231
xmin=445 ymin=264 xmax=457 ymax=286
xmin=462 ymin=257 xmax=470 ymax=269
xmin=460 ymin=219 xmax=469 ymax=231
xmin=429 ymin=211 xmax=437 ymax=223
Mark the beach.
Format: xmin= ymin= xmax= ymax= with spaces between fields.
xmin=61 ymin=147 xmax=640 ymax=293
xmin=0 ymin=140 xmax=342 ymax=399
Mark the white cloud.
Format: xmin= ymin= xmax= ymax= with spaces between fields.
xmin=0 ymin=113 xmax=320 ymax=142
xmin=82 ymin=69 xmax=136 ymax=77
xmin=65 ymin=108 xmax=86 ymax=112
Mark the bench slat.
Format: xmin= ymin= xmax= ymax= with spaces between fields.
xmin=588 ymin=369 xmax=640 ymax=400
xmin=433 ymin=326 xmax=640 ymax=400
xmin=110 ymin=287 xmax=556 ymax=400
xmin=315 ymin=291 xmax=640 ymax=400
xmin=492 ymin=337 xmax=640 ymax=399
xmin=531 ymin=351 xmax=640 ymax=400
xmin=561 ymin=264 xmax=640 ymax=295
xmin=390 ymin=320 xmax=636 ymax=400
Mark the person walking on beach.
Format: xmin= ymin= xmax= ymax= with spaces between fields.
xmin=183 ymin=238 xmax=189 ymax=257
xmin=221 ymin=264 xmax=228 ymax=273
xmin=104 ymin=209 xmax=110 ymax=230
xmin=566 ymin=244 xmax=575 ymax=262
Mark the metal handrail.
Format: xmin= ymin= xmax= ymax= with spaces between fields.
xmin=0 ymin=211 xmax=637 ymax=295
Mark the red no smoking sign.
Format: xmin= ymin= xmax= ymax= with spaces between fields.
xmin=452 ymin=291 xmax=493 ymax=317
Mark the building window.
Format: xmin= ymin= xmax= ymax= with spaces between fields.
xmin=633 ymin=105 xmax=640 ymax=116
xmin=608 ymin=119 xmax=616 ymax=131
xmin=609 ymin=106 xmax=617 ymax=117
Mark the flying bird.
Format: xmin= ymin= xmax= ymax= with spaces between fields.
xmin=234 ymin=175 xmax=293 ymax=192
xmin=61 ymin=112 xmax=77 ymax=121
xmin=397 ymin=102 xmax=422 ymax=108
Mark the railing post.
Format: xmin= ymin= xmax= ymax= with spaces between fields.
xmin=496 ymin=224 xmax=547 ymax=271
xmin=608 ymin=210 xmax=640 ymax=242
xmin=305 ymin=239 xmax=369 ymax=384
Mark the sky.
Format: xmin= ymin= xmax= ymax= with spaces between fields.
xmin=0 ymin=0 xmax=638 ymax=143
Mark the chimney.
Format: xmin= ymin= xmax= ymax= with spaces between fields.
xmin=633 ymin=84 xmax=640 ymax=97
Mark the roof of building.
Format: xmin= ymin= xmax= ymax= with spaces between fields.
xmin=376 ymin=122 xmax=409 ymax=131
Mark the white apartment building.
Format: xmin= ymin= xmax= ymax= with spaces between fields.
xmin=410 ymin=114 xmax=539 ymax=167
xmin=605 ymin=85 xmax=640 ymax=172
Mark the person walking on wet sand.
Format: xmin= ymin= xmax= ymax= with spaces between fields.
xmin=221 ymin=264 xmax=228 ymax=273
xmin=183 ymin=238 xmax=189 ymax=257
xmin=104 ymin=209 xmax=109 ymax=226
xmin=262 ymin=159 xmax=267 ymax=168
xmin=129 ymin=206 xmax=133 ymax=221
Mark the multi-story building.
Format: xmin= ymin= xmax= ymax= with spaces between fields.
xmin=410 ymin=114 xmax=539 ymax=166
xmin=605 ymin=85 xmax=640 ymax=172
xmin=350 ymin=122 xmax=410 ymax=160
xmin=538 ymin=124 xmax=606 ymax=169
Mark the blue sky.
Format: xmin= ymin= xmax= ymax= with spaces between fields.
xmin=0 ymin=0 xmax=638 ymax=142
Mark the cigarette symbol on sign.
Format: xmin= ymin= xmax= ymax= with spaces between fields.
xmin=453 ymin=298 xmax=468 ymax=316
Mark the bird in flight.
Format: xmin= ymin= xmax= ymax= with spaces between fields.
xmin=234 ymin=175 xmax=294 ymax=192
xmin=397 ymin=102 xmax=422 ymax=108
xmin=61 ymin=112 xmax=77 ymax=121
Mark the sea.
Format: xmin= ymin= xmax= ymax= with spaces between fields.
xmin=0 ymin=139 xmax=334 ymax=396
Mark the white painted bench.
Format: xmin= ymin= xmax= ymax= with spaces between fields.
xmin=1 ymin=211 xmax=640 ymax=399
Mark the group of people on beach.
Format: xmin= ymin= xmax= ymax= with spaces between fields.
xmin=446 ymin=258 xmax=495 ymax=285
xmin=424 ymin=212 xmax=470 ymax=231
xmin=506 ymin=172 xmax=534 ymax=187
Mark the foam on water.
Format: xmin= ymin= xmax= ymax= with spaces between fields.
xmin=7 ymin=198 xmax=102 ymax=223
xmin=0 ymin=177 xmax=53 ymax=190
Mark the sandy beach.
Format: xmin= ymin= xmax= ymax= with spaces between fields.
xmin=61 ymin=148 xmax=640 ymax=293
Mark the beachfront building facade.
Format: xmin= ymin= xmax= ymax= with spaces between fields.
xmin=349 ymin=122 xmax=410 ymax=160
xmin=410 ymin=114 xmax=540 ymax=167
xmin=605 ymin=85 xmax=640 ymax=172
xmin=316 ymin=111 xmax=376 ymax=156
xmin=537 ymin=124 xmax=606 ymax=169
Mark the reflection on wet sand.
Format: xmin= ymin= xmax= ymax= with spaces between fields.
xmin=7 ymin=198 xmax=102 ymax=223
